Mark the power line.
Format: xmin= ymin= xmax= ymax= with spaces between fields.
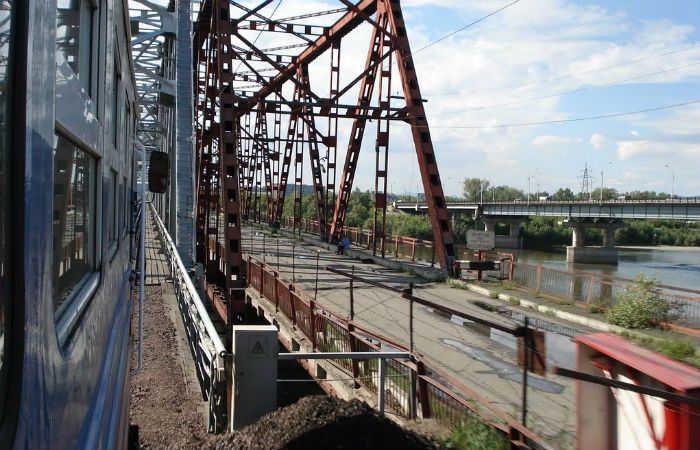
xmin=424 ymin=44 xmax=700 ymax=96
xmin=410 ymin=0 xmax=523 ymax=57
xmin=431 ymin=62 xmax=700 ymax=114
xmin=423 ymin=100 xmax=700 ymax=129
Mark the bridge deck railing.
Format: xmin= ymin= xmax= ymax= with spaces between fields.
xmin=151 ymin=204 xmax=228 ymax=433
xmin=276 ymin=216 xmax=699 ymax=329
xmin=246 ymin=255 xmax=554 ymax=450
xmin=280 ymin=216 xmax=513 ymax=276
xmin=504 ymin=261 xmax=700 ymax=330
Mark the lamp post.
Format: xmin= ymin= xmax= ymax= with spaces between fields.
xmin=664 ymin=164 xmax=675 ymax=198
xmin=527 ymin=170 xmax=538 ymax=204
xmin=600 ymin=162 xmax=612 ymax=203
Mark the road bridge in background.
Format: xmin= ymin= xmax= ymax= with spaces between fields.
xmin=396 ymin=199 xmax=700 ymax=221
xmin=397 ymin=199 xmax=700 ymax=263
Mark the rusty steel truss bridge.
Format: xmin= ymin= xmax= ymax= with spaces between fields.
xmin=130 ymin=0 xmax=457 ymax=333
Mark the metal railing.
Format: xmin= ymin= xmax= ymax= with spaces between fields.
xmin=504 ymin=260 xmax=700 ymax=329
xmin=276 ymin=215 xmax=699 ymax=328
xmin=151 ymin=204 xmax=228 ymax=433
xmin=279 ymin=216 xmax=513 ymax=276
xmin=246 ymin=255 xmax=554 ymax=450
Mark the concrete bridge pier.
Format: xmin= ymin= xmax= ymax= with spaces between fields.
xmin=562 ymin=219 xmax=626 ymax=264
xmin=482 ymin=216 xmax=527 ymax=249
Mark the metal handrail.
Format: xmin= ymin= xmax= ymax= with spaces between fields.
xmin=150 ymin=203 xmax=226 ymax=357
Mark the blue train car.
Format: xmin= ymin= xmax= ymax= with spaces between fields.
xmin=1 ymin=0 xmax=139 ymax=448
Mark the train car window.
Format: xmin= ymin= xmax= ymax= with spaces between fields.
xmin=56 ymin=0 xmax=96 ymax=97
xmin=108 ymin=169 xmax=118 ymax=259
xmin=52 ymin=134 xmax=97 ymax=314
xmin=122 ymin=176 xmax=128 ymax=238
xmin=111 ymin=51 xmax=120 ymax=150
xmin=0 ymin=0 xmax=15 ymax=427
xmin=121 ymin=97 xmax=129 ymax=164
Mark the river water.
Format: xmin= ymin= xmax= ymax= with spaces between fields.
xmin=510 ymin=247 xmax=700 ymax=291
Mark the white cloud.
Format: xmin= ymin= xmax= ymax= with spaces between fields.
xmin=589 ymin=133 xmax=606 ymax=149
xmin=532 ymin=135 xmax=580 ymax=147
xmin=616 ymin=139 xmax=700 ymax=160
xmin=227 ymin=0 xmax=699 ymax=196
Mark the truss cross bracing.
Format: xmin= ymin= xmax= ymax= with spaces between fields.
xmin=193 ymin=0 xmax=457 ymax=332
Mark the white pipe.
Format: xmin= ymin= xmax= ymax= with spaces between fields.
xmin=131 ymin=139 xmax=147 ymax=376
xmin=151 ymin=202 xmax=227 ymax=357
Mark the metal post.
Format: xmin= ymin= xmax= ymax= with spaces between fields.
xmin=409 ymin=367 xmax=417 ymax=419
xmin=477 ymin=249 xmax=483 ymax=281
xmin=263 ymin=233 xmax=266 ymax=263
xmin=378 ymin=358 xmax=386 ymax=415
xmin=521 ymin=316 xmax=529 ymax=427
xmin=277 ymin=237 xmax=280 ymax=270
xmin=314 ymin=251 xmax=320 ymax=300
xmin=292 ymin=243 xmax=295 ymax=279
xmin=350 ymin=265 xmax=355 ymax=321
xmin=405 ymin=282 xmax=414 ymax=353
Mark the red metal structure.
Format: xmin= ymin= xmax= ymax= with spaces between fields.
xmin=193 ymin=0 xmax=457 ymax=335
xmin=575 ymin=333 xmax=700 ymax=450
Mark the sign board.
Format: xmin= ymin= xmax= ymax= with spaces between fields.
xmin=517 ymin=329 xmax=546 ymax=376
xmin=467 ymin=230 xmax=495 ymax=250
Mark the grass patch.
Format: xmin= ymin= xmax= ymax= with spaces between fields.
xmin=508 ymin=298 xmax=520 ymax=306
xmin=438 ymin=415 xmax=508 ymax=450
xmin=620 ymin=333 xmax=700 ymax=367
xmin=489 ymin=291 xmax=500 ymax=299
xmin=589 ymin=306 xmax=604 ymax=314
xmin=545 ymin=309 xmax=555 ymax=316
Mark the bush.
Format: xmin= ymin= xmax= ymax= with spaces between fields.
xmin=606 ymin=274 xmax=679 ymax=328
xmin=439 ymin=415 xmax=508 ymax=450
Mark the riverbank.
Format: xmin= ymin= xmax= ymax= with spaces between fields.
xmin=616 ymin=245 xmax=700 ymax=251
xmin=457 ymin=279 xmax=700 ymax=368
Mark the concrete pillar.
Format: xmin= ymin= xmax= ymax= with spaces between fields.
xmin=571 ymin=224 xmax=585 ymax=247
xmin=561 ymin=219 xmax=622 ymax=264
xmin=603 ymin=225 xmax=616 ymax=248
xmin=483 ymin=218 xmax=497 ymax=233
xmin=509 ymin=221 xmax=521 ymax=236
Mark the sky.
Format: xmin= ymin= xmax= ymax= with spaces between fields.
xmin=393 ymin=0 xmax=700 ymax=198
xmin=222 ymin=0 xmax=700 ymax=198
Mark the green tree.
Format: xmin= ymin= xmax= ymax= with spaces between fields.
xmin=551 ymin=187 xmax=576 ymax=200
xmin=616 ymin=221 xmax=655 ymax=245
xmin=491 ymin=185 xmax=525 ymax=201
xmin=623 ymin=190 xmax=670 ymax=200
xmin=520 ymin=217 xmax=570 ymax=248
xmin=590 ymin=187 xmax=619 ymax=201
xmin=462 ymin=178 xmax=490 ymax=202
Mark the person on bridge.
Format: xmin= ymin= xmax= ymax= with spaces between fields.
xmin=336 ymin=236 xmax=350 ymax=255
